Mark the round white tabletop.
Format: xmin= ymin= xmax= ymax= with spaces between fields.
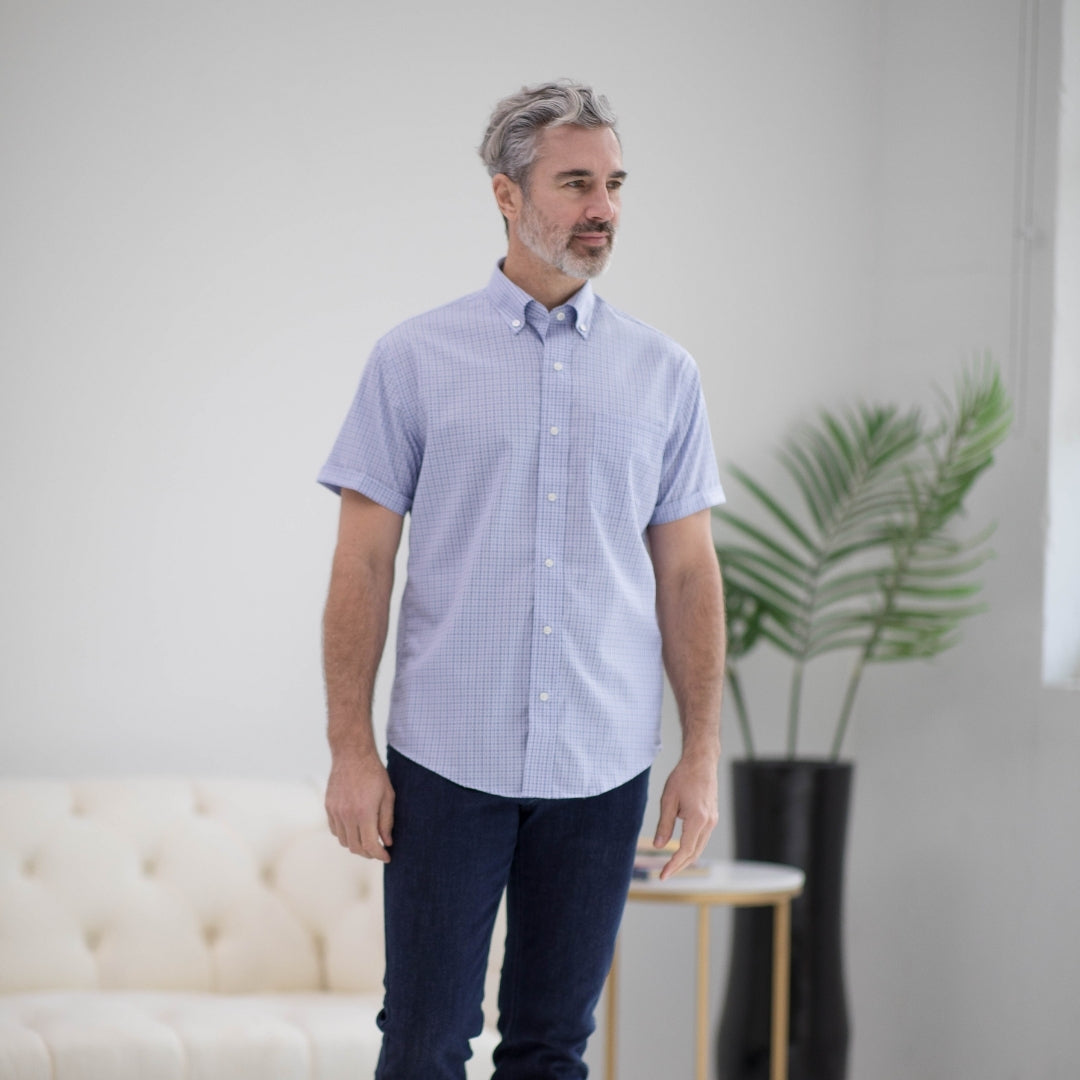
xmin=627 ymin=859 xmax=805 ymax=903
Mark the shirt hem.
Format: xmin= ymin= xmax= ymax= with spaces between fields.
xmin=387 ymin=739 xmax=659 ymax=801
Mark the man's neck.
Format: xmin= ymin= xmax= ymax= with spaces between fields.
xmin=501 ymin=246 xmax=586 ymax=311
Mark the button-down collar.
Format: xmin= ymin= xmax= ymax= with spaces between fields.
xmin=485 ymin=261 xmax=596 ymax=340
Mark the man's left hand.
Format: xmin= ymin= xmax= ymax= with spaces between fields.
xmin=653 ymin=752 xmax=720 ymax=880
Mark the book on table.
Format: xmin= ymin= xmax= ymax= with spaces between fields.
xmin=631 ymin=838 xmax=711 ymax=880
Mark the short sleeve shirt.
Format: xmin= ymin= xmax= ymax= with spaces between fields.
xmin=319 ymin=264 xmax=725 ymax=798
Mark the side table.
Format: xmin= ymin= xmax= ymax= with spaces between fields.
xmin=605 ymin=860 xmax=805 ymax=1080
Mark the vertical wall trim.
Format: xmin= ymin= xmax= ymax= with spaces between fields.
xmin=1009 ymin=0 xmax=1041 ymax=435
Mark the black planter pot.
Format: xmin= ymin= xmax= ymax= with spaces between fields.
xmin=716 ymin=759 xmax=853 ymax=1080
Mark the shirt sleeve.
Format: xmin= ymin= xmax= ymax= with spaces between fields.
xmin=317 ymin=338 xmax=423 ymax=515
xmin=649 ymin=362 xmax=726 ymax=526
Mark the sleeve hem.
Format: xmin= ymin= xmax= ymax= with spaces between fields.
xmin=649 ymin=484 xmax=726 ymax=527
xmin=317 ymin=469 xmax=413 ymax=515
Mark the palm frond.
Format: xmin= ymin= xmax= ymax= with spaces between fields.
xmin=713 ymin=357 xmax=1011 ymax=762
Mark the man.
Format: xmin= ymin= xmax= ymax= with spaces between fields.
xmin=319 ymin=80 xmax=726 ymax=1080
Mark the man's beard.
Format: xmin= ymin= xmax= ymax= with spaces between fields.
xmin=517 ymin=197 xmax=616 ymax=279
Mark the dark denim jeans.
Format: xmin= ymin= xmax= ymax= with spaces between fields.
xmin=374 ymin=748 xmax=649 ymax=1080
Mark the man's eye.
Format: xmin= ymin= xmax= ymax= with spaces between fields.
xmin=607 ymin=181 xmax=623 ymax=191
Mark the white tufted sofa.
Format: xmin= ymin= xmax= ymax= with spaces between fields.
xmin=0 ymin=778 xmax=502 ymax=1080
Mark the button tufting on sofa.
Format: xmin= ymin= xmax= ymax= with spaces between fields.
xmin=0 ymin=777 xmax=505 ymax=1079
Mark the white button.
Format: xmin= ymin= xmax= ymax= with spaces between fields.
xmin=544 ymin=558 xmax=554 ymax=567
xmin=553 ymin=362 xmax=563 ymax=371
xmin=539 ymin=692 xmax=550 ymax=701
xmin=579 ymin=324 xmax=588 ymax=332
xmin=556 ymin=311 xmax=566 ymax=321
xmin=547 ymin=493 xmax=557 ymax=502
xmin=543 ymin=626 xmax=552 ymax=635
xmin=511 ymin=319 xmax=521 ymax=328
xmin=549 ymin=426 xmax=559 ymax=436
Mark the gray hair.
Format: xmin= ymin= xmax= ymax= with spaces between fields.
xmin=479 ymin=79 xmax=619 ymax=187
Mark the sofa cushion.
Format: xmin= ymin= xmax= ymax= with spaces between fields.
xmin=0 ymin=777 xmax=507 ymax=1073
xmin=0 ymin=780 xmax=387 ymax=994
xmin=0 ymin=992 xmax=498 ymax=1080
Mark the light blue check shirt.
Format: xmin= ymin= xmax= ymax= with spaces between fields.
xmin=319 ymin=263 xmax=725 ymax=798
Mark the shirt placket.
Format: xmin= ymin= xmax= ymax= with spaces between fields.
xmin=523 ymin=307 xmax=575 ymax=793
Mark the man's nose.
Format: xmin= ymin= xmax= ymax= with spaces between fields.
xmin=585 ymin=189 xmax=617 ymax=222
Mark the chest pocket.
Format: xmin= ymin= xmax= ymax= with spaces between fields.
xmin=586 ymin=412 xmax=667 ymax=531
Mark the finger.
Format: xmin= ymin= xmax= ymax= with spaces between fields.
xmin=690 ymin=802 xmax=720 ymax=861
xmin=327 ymin=799 xmax=356 ymax=851
xmin=654 ymin=794 xmax=678 ymax=849
xmin=681 ymin=815 xmax=708 ymax=860
xmin=660 ymin=834 xmax=689 ymax=880
xmin=661 ymin=838 xmax=702 ymax=880
xmin=359 ymin=815 xmax=391 ymax=863
xmin=327 ymin=811 xmax=347 ymax=849
xmin=364 ymin=837 xmax=391 ymax=863
xmin=346 ymin=817 xmax=368 ymax=856
xmin=660 ymin=814 xmax=709 ymax=880
xmin=377 ymin=794 xmax=395 ymax=851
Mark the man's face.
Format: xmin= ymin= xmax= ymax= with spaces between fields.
xmin=515 ymin=124 xmax=625 ymax=280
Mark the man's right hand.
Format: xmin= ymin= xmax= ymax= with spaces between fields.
xmin=325 ymin=750 xmax=395 ymax=862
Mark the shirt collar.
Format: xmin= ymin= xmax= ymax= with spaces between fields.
xmin=485 ymin=260 xmax=596 ymax=339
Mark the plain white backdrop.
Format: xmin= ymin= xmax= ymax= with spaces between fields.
xmin=2 ymin=1 xmax=1077 ymax=1077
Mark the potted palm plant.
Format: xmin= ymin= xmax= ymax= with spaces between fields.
xmin=713 ymin=360 xmax=1011 ymax=1080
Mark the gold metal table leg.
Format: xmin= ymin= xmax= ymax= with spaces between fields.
xmin=770 ymin=899 xmax=792 ymax=1080
xmin=695 ymin=903 xmax=710 ymax=1080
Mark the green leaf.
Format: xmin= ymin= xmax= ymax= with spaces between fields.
xmin=717 ymin=545 xmax=813 ymax=592
xmin=714 ymin=509 xmax=811 ymax=572
xmin=713 ymin=356 xmax=1011 ymax=758
xmin=727 ymin=466 xmax=817 ymax=553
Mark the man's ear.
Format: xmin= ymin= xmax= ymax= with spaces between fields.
xmin=492 ymin=173 xmax=522 ymax=225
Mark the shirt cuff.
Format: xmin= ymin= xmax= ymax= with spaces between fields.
xmin=649 ymin=484 xmax=726 ymax=526
xmin=317 ymin=468 xmax=413 ymax=515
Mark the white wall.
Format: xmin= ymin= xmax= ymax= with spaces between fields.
xmin=849 ymin=2 xmax=1080 ymax=1078
xmin=1044 ymin=0 xmax=1080 ymax=685
xmin=2 ymin=1 xmax=1076 ymax=1077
